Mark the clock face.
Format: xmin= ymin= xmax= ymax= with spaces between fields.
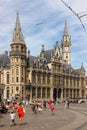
xmin=65 ymin=47 xmax=69 ymax=50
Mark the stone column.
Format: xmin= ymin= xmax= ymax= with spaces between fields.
xmin=30 ymin=88 xmax=32 ymax=101
xmin=36 ymin=87 xmax=37 ymax=99
xmin=61 ymin=89 xmax=63 ymax=101
xmin=45 ymin=88 xmax=47 ymax=99
xmin=41 ymin=87 xmax=42 ymax=99
xmin=64 ymin=77 xmax=66 ymax=88
xmin=50 ymin=88 xmax=53 ymax=100
xmin=72 ymin=89 xmax=74 ymax=98
xmin=68 ymin=78 xmax=70 ymax=88
xmin=72 ymin=79 xmax=74 ymax=88
xmin=75 ymin=79 xmax=77 ymax=88
xmin=36 ymin=74 xmax=38 ymax=86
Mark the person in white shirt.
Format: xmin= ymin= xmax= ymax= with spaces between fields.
xmin=10 ymin=111 xmax=16 ymax=126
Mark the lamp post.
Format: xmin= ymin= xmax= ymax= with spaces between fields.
xmin=0 ymin=84 xmax=5 ymax=102
xmin=25 ymin=80 xmax=31 ymax=100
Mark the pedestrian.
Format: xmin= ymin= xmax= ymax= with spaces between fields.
xmin=10 ymin=111 xmax=16 ymax=126
xmin=0 ymin=104 xmax=2 ymax=122
xmin=17 ymin=103 xmax=25 ymax=125
xmin=67 ymin=100 xmax=70 ymax=109
xmin=50 ymin=102 xmax=55 ymax=115
xmin=33 ymin=101 xmax=38 ymax=114
xmin=43 ymin=100 xmax=46 ymax=110
xmin=65 ymin=99 xmax=69 ymax=110
xmin=0 ymin=111 xmax=2 ymax=123
xmin=25 ymin=100 xmax=29 ymax=107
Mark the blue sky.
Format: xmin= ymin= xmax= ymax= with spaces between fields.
xmin=0 ymin=0 xmax=87 ymax=71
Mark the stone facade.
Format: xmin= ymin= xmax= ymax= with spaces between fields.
xmin=0 ymin=12 xmax=86 ymax=101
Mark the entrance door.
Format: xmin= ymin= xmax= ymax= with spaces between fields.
xmin=53 ymin=88 xmax=57 ymax=101
xmin=58 ymin=89 xmax=61 ymax=99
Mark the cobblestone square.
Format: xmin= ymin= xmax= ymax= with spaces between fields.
xmin=0 ymin=102 xmax=87 ymax=130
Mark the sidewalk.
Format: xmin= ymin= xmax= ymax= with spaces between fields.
xmin=58 ymin=109 xmax=87 ymax=130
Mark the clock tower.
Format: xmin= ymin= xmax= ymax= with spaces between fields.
xmin=61 ymin=20 xmax=71 ymax=64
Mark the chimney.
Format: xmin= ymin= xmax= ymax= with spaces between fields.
xmin=28 ymin=50 xmax=30 ymax=57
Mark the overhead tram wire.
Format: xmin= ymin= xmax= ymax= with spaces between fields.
xmin=0 ymin=10 xmax=87 ymax=27
xmin=61 ymin=0 xmax=87 ymax=34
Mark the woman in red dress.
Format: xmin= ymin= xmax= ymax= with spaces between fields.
xmin=17 ymin=103 xmax=24 ymax=125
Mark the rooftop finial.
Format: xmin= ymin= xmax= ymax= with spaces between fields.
xmin=64 ymin=20 xmax=68 ymax=35
xmin=17 ymin=10 xmax=19 ymax=18
xmin=81 ymin=62 xmax=84 ymax=69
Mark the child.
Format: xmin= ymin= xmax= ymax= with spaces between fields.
xmin=10 ymin=111 xmax=16 ymax=126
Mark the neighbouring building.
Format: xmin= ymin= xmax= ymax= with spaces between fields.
xmin=0 ymin=12 xmax=86 ymax=101
xmin=85 ymin=76 xmax=87 ymax=98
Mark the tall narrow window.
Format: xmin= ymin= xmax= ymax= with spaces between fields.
xmin=21 ymin=46 xmax=23 ymax=52
xmin=22 ymin=67 xmax=23 ymax=75
xmin=0 ymin=72 xmax=1 ymax=83
xmin=16 ymin=77 xmax=19 ymax=82
xmin=12 ymin=77 xmax=14 ymax=83
xmin=7 ymin=73 xmax=9 ymax=84
xmin=21 ymin=77 xmax=23 ymax=82
xmin=16 ymin=46 xmax=19 ymax=51
xmin=16 ymin=67 xmax=19 ymax=75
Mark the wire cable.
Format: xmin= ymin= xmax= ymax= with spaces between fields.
xmin=61 ymin=0 xmax=87 ymax=34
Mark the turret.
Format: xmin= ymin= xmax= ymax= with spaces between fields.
xmin=9 ymin=11 xmax=27 ymax=98
xmin=61 ymin=20 xmax=71 ymax=64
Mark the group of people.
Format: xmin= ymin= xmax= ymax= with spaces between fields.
xmin=0 ymin=99 xmax=56 ymax=127
xmin=10 ymin=102 xmax=25 ymax=126
xmin=0 ymin=101 xmax=26 ymax=126
xmin=30 ymin=100 xmax=55 ymax=115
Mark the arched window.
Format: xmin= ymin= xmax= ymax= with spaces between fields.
xmin=7 ymin=87 xmax=10 ymax=98
xmin=16 ymin=87 xmax=19 ymax=91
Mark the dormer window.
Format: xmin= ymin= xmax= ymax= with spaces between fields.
xmin=21 ymin=46 xmax=23 ymax=52
xmin=16 ymin=46 xmax=19 ymax=51
xmin=12 ymin=46 xmax=14 ymax=51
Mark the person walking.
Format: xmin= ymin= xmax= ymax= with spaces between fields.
xmin=50 ymin=102 xmax=55 ymax=115
xmin=17 ymin=103 xmax=24 ymax=125
xmin=10 ymin=111 xmax=16 ymax=126
xmin=43 ymin=100 xmax=46 ymax=110
xmin=65 ymin=99 xmax=69 ymax=110
xmin=0 ymin=107 xmax=2 ymax=123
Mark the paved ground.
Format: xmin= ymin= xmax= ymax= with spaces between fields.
xmin=0 ymin=101 xmax=87 ymax=130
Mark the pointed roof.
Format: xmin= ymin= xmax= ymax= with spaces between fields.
xmin=81 ymin=62 xmax=85 ymax=70
xmin=0 ymin=51 xmax=10 ymax=67
xmin=64 ymin=20 xmax=68 ymax=36
xmin=12 ymin=11 xmax=25 ymax=44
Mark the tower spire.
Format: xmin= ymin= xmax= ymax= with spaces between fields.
xmin=62 ymin=20 xmax=71 ymax=65
xmin=81 ymin=62 xmax=84 ymax=69
xmin=12 ymin=11 xmax=25 ymax=44
xmin=64 ymin=20 xmax=68 ymax=36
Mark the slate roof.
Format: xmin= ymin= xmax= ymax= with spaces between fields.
xmin=63 ymin=63 xmax=85 ymax=75
xmin=26 ymin=49 xmax=54 ymax=67
xmin=0 ymin=52 xmax=10 ymax=67
xmin=44 ymin=49 xmax=54 ymax=63
xmin=27 ymin=55 xmax=36 ymax=67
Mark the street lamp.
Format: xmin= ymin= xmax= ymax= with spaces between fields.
xmin=25 ymin=80 xmax=31 ymax=100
